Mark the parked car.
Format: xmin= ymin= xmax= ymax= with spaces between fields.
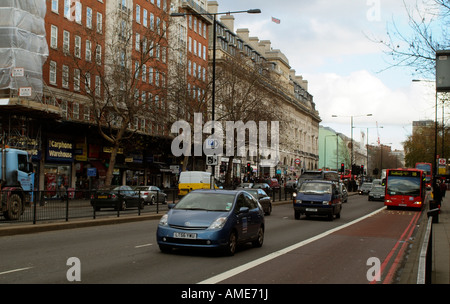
xmin=133 ymin=185 xmax=167 ymax=205
xmin=359 ymin=182 xmax=373 ymax=195
xmin=240 ymin=182 xmax=254 ymax=188
xmin=157 ymin=189 xmax=265 ymax=256
xmin=285 ymin=179 xmax=298 ymax=189
xmin=239 ymin=188 xmax=272 ymax=215
xmin=253 ymin=183 xmax=271 ymax=192
xmin=90 ymin=185 xmax=144 ymax=211
xmin=368 ymin=185 xmax=385 ymax=201
xmin=266 ymin=178 xmax=280 ymax=189
xmin=293 ymin=180 xmax=342 ymax=220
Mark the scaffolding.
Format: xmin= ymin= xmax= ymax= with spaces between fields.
xmin=0 ymin=0 xmax=48 ymax=99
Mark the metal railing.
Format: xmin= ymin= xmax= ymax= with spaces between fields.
xmin=0 ymin=189 xmax=179 ymax=225
xmin=1 ymin=187 xmax=297 ymax=225
xmin=417 ymin=205 xmax=440 ymax=284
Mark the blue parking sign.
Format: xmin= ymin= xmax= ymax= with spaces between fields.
xmin=87 ymin=167 xmax=97 ymax=177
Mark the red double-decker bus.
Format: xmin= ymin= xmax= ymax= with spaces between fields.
xmin=415 ymin=162 xmax=432 ymax=189
xmin=384 ymin=168 xmax=425 ymax=209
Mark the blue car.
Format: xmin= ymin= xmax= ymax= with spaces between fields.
xmin=293 ymin=180 xmax=342 ymax=220
xmin=157 ymin=189 xmax=265 ymax=256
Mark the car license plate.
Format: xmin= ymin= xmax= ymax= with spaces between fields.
xmin=174 ymin=232 xmax=197 ymax=239
xmin=306 ymin=208 xmax=317 ymax=212
xmin=98 ymin=195 xmax=107 ymax=199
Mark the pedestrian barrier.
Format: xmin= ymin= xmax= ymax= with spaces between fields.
xmin=417 ymin=211 xmax=437 ymax=284
xmin=0 ymin=189 xmax=177 ymax=224
xmin=0 ymin=187 xmax=294 ymax=225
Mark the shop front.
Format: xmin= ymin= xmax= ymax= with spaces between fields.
xmin=44 ymin=137 xmax=73 ymax=197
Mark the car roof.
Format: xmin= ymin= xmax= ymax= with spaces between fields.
xmin=191 ymin=189 xmax=243 ymax=195
xmin=301 ymin=180 xmax=334 ymax=184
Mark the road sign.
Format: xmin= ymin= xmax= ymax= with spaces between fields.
xmin=206 ymin=155 xmax=218 ymax=166
xmin=294 ymin=158 xmax=301 ymax=165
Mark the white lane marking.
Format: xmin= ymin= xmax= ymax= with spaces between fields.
xmin=198 ymin=206 xmax=386 ymax=284
xmin=0 ymin=267 xmax=34 ymax=276
xmin=135 ymin=243 xmax=153 ymax=248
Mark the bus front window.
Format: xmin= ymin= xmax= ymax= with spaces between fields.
xmin=387 ymin=177 xmax=421 ymax=196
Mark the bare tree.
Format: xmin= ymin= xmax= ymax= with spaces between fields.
xmin=372 ymin=0 xmax=450 ymax=77
xmin=69 ymin=7 xmax=170 ymax=186
xmin=214 ymin=54 xmax=284 ymax=187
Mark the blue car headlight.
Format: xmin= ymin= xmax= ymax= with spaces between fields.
xmin=208 ymin=217 xmax=227 ymax=230
xmin=159 ymin=214 xmax=168 ymax=226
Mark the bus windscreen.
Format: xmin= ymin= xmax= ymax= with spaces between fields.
xmin=386 ymin=171 xmax=421 ymax=196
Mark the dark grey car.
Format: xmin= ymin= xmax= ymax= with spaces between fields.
xmin=239 ymin=188 xmax=272 ymax=215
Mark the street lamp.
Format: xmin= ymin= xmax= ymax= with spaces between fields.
xmin=171 ymin=8 xmax=261 ymax=188
xmin=331 ymin=114 xmax=373 ymax=171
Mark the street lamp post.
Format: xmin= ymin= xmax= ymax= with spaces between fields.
xmin=171 ymin=8 xmax=261 ymax=188
xmin=331 ymin=113 xmax=372 ymax=172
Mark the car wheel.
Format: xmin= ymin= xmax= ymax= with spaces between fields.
xmin=294 ymin=210 xmax=301 ymax=220
xmin=265 ymin=204 xmax=272 ymax=216
xmin=252 ymin=226 xmax=264 ymax=248
xmin=121 ymin=201 xmax=127 ymax=211
xmin=224 ymin=231 xmax=237 ymax=256
xmin=151 ymin=196 xmax=156 ymax=205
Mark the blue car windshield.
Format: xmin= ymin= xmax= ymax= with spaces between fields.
xmin=175 ymin=193 xmax=235 ymax=212
xmin=299 ymin=183 xmax=332 ymax=194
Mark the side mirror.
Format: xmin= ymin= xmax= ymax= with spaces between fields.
xmin=239 ymin=207 xmax=249 ymax=214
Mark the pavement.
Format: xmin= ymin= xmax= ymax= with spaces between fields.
xmin=1 ymin=192 xmax=449 ymax=284
xmin=431 ymin=193 xmax=450 ymax=284
xmin=398 ymin=190 xmax=450 ymax=284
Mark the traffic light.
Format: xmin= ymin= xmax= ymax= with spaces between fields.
xmin=340 ymin=163 xmax=345 ymax=173
xmin=247 ymin=163 xmax=251 ymax=173
xmin=360 ymin=165 xmax=364 ymax=175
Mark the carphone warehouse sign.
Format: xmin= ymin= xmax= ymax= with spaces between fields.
xmin=47 ymin=138 xmax=73 ymax=162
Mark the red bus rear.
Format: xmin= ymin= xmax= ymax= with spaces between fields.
xmin=384 ymin=168 xmax=425 ymax=209
xmin=415 ymin=162 xmax=432 ymax=189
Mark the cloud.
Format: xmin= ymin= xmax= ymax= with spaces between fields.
xmin=305 ymin=70 xmax=436 ymax=126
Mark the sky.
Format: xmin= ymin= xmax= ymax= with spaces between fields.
xmin=215 ymin=0 xmax=440 ymax=151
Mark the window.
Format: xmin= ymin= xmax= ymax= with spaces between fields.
xmin=142 ymin=65 xmax=146 ymax=82
xmin=51 ymin=0 xmax=58 ymax=13
xmin=75 ymin=1 xmax=82 ymax=23
xmin=74 ymin=69 xmax=80 ymax=91
xmin=85 ymin=40 xmax=91 ymax=61
xmin=50 ymin=61 xmax=57 ymax=84
xmin=62 ymin=65 xmax=69 ymax=88
xmin=74 ymin=35 xmax=81 ymax=58
xmin=84 ymin=106 xmax=90 ymax=121
xmin=73 ymin=102 xmax=79 ymax=119
xmin=136 ymin=4 xmax=140 ymax=24
xmin=150 ymin=13 xmax=154 ymax=30
xmin=149 ymin=67 xmax=153 ymax=83
xmin=135 ymin=33 xmax=140 ymax=51
xmin=86 ymin=7 xmax=92 ymax=28
xmin=95 ymin=75 xmax=101 ymax=97
xmin=96 ymin=12 xmax=102 ymax=33
xmin=143 ymin=9 xmax=148 ymax=27
xmin=63 ymin=30 xmax=69 ymax=54
xmin=64 ymin=0 xmax=70 ymax=19
xmin=95 ymin=45 xmax=102 ymax=65
xmin=50 ymin=25 xmax=58 ymax=49
xmin=85 ymin=72 xmax=91 ymax=93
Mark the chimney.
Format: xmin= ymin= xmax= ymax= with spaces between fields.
xmin=220 ymin=15 xmax=235 ymax=32
xmin=207 ymin=1 xmax=218 ymax=14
